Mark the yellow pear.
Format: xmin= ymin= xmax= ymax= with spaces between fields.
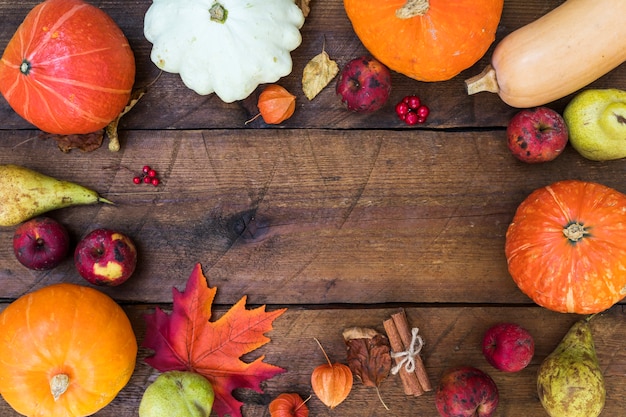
xmin=0 ymin=164 xmax=113 ymax=227
xmin=563 ymin=88 xmax=626 ymax=161
xmin=537 ymin=318 xmax=605 ymax=417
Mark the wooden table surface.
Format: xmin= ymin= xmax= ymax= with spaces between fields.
xmin=2 ymin=0 xmax=626 ymax=416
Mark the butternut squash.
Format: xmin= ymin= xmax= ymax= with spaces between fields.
xmin=465 ymin=0 xmax=626 ymax=108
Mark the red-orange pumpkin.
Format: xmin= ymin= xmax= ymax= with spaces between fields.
xmin=0 ymin=0 xmax=135 ymax=135
xmin=505 ymin=180 xmax=626 ymax=314
xmin=343 ymin=0 xmax=504 ymax=82
xmin=0 ymin=283 xmax=137 ymax=417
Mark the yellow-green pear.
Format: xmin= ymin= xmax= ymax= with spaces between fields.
xmin=0 ymin=164 xmax=113 ymax=227
xmin=139 ymin=371 xmax=214 ymax=417
xmin=537 ymin=318 xmax=605 ymax=417
xmin=563 ymin=88 xmax=626 ymax=160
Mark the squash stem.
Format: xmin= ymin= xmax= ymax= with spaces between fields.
xmin=50 ymin=373 xmax=70 ymax=401
xmin=465 ymin=65 xmax=500 ymax=95
xmin=396 ymin=0 xmax=429 ymax=19
xmin=209 ymin=2 xmax=228 ymax=23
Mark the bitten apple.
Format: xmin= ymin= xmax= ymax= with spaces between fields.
xmin=13 ymin=217 xmax=70 ymax=270
xmin=336 ymin=56 xmax=391 ymax=113
xmin=74 ymin=228 xmax=137 ymax=286
xmin=435 ymin=366 xmax=499 ymax=417
xmin=506 ymin=107 xmax=569 ymax=163
xmin=482 ymin=322 xmax=534 ymax=372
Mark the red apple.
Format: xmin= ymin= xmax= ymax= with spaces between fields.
xmin=13 ymin=217 xmax=70 ymax=270
xmin=482 ymin=322 xmax=534 ymax=372
xmin=336 ymin=56 xmax=391 ymax=113
xmin=506 ymin=106 xmax=569 ymax=163
xmin=74 ymin=228 xmax=137 ymax=286
xmin=435 ymin=366 xmax=499 ymax=417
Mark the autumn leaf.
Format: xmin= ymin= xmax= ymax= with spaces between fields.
xmin=343 ymin=327 xmax=391 ymax=387
xmin=39 ymin=130 xmax=104 ymax=153
xmin=142 ymin=263 xmax=287 ymax=417
xmin=302 ymin=47 xmax=339 ymax=100
xmin=106 ymin=88 xmax=146 ymax=152
xmin=295 ymin=0 xmax=311 ymax=17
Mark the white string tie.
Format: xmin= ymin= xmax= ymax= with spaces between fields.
xmin=391 ymin=327 xmax=423 ymax=375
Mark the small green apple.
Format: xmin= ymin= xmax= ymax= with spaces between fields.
xmin=563 ymin=88 xmax=626 ymax=161
xmin=139 ymin=371 xmax=214 ymax=417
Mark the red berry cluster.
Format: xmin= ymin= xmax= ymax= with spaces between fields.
xmin=133 ymin=165 xmax=160 ymax=187
xmin=395 ymin=95 xmax=430 ymax=125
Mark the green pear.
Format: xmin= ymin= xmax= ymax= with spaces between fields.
xmin=139 ymin=371 xmax=214 ymax=417
xmin=0 ymin=164 xmax=113 ymax=227
xmin=564 ymin=88 xmax=626 ymax=160
xmin=537 ymin=318 xmax=605 ymax=417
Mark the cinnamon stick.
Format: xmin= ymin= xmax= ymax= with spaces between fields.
xmin=383 ymin=317 xmax=424 ymax=396
xmin=390 ymin=310 xmax=432 ymax=392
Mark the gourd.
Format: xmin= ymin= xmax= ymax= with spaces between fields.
xmin=0 ymin=283 xmax=138 ymax=417
xmin=465 ymin=0 xmax=626 ymax=108
xmin=0 ymin=0 xmax=136 ymax=135
xmin=505 ymin=180 xmax=626 ymax=314
xmin=342 ymin=0 xmax=504 ymax=82
xmin=143 ymin=0 xmax=304 ymax=103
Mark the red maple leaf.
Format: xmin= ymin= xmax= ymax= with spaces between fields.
xmin=142 ymin=263 xmax=287 ymax=417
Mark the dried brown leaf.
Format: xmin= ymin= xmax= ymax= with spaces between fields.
xmin=106 ymin=88 xmax=146 ymax=152
xmin=343 ymin=327 xmax=391 ymax=387
xmin=302 ymin=49 xmax=338 ymax=100
xmin=295 ymin=0 xmax=311 ymax=18
xmin=40 ymin=130 xmax=104 ymax=153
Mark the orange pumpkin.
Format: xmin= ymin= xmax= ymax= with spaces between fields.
xmin=505 ymin=180 xmax=626 ymax=314
xmin=269 ymin=393 xmax=309 ymax=417
xmin=343 ymin=0 xmax=504 ymax=82
xmin=0 ymin=0 xmax=135 ymax=135
xmin=0 ymin=283 xmax=137 ymax=417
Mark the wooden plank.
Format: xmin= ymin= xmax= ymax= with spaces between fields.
xmin=0 ymin=304 xmax=622 ymax=416
xmin=1 ymin=0 xmax=625 ymax=130
xmin=0 ymin=129 xmax=625 ymax=305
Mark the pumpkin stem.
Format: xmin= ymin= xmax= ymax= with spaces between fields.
xmin=209 ymin=2 xmax=228 ymax=23
xmin=563 ymin=222 xmax=587 ymax=242
xmin=396 ymin=0 xmax=429 ymax=19
xmin=50 ymin=373 xmax=70 ymax=401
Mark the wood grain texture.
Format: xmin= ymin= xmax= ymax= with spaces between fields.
xmin=0 ymin=0 xmax=626 ymax=416
xmin=0 ymin=130 xmax=624 ymax=306
xmin=0 ymin=0 xmax=624 ymax=130
xmin=0 ymin=304 xmax=622 ymax=417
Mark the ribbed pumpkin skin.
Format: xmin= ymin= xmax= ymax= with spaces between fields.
xmin=0 ymin=283 xmax=137 ymax=417
xmin=0 ymin=0 xmax=135 ymax=134
xmin=343 ymin=0 xmax=504 ymax=82
xmin=505 ymin=180 xmax=626 ymax=314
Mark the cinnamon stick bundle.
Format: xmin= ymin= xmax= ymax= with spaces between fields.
xmin=382 ymin=309 xmax=432 ymax=396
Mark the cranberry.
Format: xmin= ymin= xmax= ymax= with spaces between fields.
xmin=133 ymin=176 xmax=142 ymax=184
xmin=417 ymin=105 xmax=430 ymax=119
xmin=406 ymin=95 xmax=421 ymax=110
xmin=395 ymin=102 xmax=409 ymax=117
xmin=405 ymin=112 xmax=419 ymax=125
xmin=395 ymin=95 xmax=430 ymax=125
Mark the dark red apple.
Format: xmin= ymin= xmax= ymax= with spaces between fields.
xmin=336 ymin=56 xmax=391 ymax=113
xmin=13 ymin=217 xmax=70 ymax=270
xmin=435 ymin=366 xmax=499 ymax=417
xmin=74 ymin=228 xmax=137 ymax=286
xmin=482 ymin=322 xmax=534 ymax=372
xmin=506 ymin=106 xmax=569 ymax=163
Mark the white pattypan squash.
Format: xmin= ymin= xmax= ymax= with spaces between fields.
xmin=144 ymin=0 xmax=305 ymax=103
